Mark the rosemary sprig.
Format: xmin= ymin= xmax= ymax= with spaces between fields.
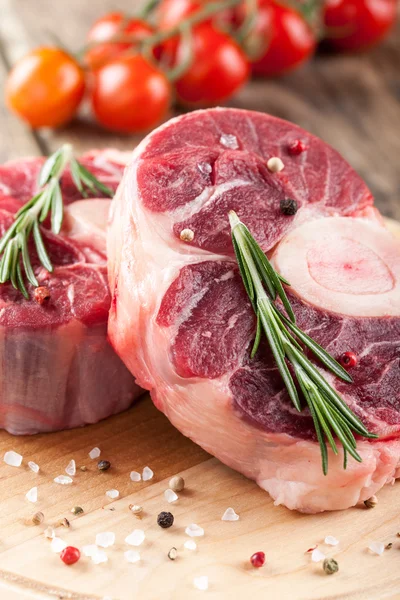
xmin=229 ymin=210 xmax=377 ymax=474
xmin=0 ymin=144 xmax=113 ymax=299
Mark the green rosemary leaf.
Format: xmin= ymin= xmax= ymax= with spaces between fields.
xmin=20 ymin=232 xmax=38 ymax=287
xmin=16 ymin=260 xmax=28 ymax=299
xmin=39 ymin=147 xmax=63 ymax=187
xmin=276 ymin=307 xmax=353 ymax=384
xmin=232 ymin=235 xmax=254 ymax=304
xmin=33 ymin=220 xmax=53 ymax=273
xmin=260 ymin=305 xmax=301 ymax=411
xmin=277 ymin=272 xmax=290 ymax=286
xmin=242 ymin=227 xmax=295 ymax=322
xmin=51 ymin=181 xmax=64 ymax=234
xmin=244 ymin=233 xmax=276 ymax=300
xmin=250 ymin=310 xmax=262 ymax=358
xmin=70 ymin=158 xmax=87 ymax=197
xmin=0 ymin=219 xmax=20 ymax=254
xmin=9 ymin=239 xmax=19 ymax=290
xmin=16 ymin=192 xmax=43 ymax=218
xmin=76 ymin=163 xmax=114 ymax=197
xmin=343 ymin=448 xmax=348 ymax=470
xmin=39 ymin=187 xmax=53 ymax=223
xmin=0 ymin=241 xmax=13 ymax=283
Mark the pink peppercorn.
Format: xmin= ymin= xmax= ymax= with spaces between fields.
xmin=250 ymin=551 xmax=266 ymax=568
xmin=60 ymin=546 xmax=81 ymax=565
xmin=340 ymin=351 xmax=357 ymax=368
xmin=288 ymin=140 xmax=307 ymax=156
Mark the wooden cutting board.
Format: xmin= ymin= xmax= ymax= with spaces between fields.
xmin=0 ymin=220 xmax=399 ymax=600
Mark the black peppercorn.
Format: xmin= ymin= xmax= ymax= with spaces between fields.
xmin=157 ymin=511 xmax=174 ymax=528
xmin=280 ymin=198 xmax=298 ymax=216
xmin=97 ymin=460 xmax=111 ymax=472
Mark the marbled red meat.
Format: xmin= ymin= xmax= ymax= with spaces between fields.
xmin=0 ymin=149 xmax=140 ymax=435
xmin=108 ymin=108 xmax=400 ymax=512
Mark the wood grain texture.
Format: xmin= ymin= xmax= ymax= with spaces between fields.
xmin=0 ymin=0 xmax=399 ymax=218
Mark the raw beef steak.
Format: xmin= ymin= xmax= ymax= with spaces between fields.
xmin=108 ymin=108 xmax=400 ymax=512
xmin=0 ymin=149 xmax=141 ymax=435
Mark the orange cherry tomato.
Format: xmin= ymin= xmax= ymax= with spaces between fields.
xmin=5 ymin=47 xmax=85 ymax=128
xmin=91 ymin=54 xmax=171 ymax=133
xmin=174 ymin=24 xmax=250 ymax=106
xmin=85 ymin=12 xmax=154 ymax=70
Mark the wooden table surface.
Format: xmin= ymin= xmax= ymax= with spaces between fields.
xmin=0 ymin=3 xmax=399 ymax=600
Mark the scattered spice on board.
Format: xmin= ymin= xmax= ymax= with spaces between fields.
xmin=54 ymin=475 xmax=73 ymax=485
xmin=96 ymin=532 xmax=115 ymax=548
xmin=44 ymin=526 xmax=55 ymax=539
xmin=368 ymin=541 xmax=385 ymax=555
xmin=80 ymin=465 xmax=87 ymax=472
xmin=129 ymin=504 xmax=143 ymax=517
xmin=364 ymin=496 xmax=378 ymax=509
xmin=386 ymin=543 xmax=393 ymax=550
xmin=98 ymin=459 xmax=111 ymax=472
xmin=60 ymin=546 xmax=80 ymax=565
xmin=311 ymin=548 xmax=326 ymax=562
xmin=28 ymin=461 xmax=40 ymax=473
xmin=169 ymin=475 xmax=185 ymax=492
xmin=142 ymin=466 xmax=154 ymax=481
xmin=89 ymin=447 xmax=101 ymax=459
xmin=324 ymin=535 xmax=339 ymax=546
xmin=164 ymin=488 xmax=178 ymax=503
xmin=125 ymin=549 xmax=141 ymax=563
xmin=4 ymin=450 xmax=23 ymax=467
xmin=106 ymin=489 xmax=119 ymax=499
xmin=250 ymin=552 xmax=266 ymax=568
xmin=221 ymin=507 xmax=239 ymax=521
xmin=125 ymin=529 xmax=145 ymax=546
xmin=157 ymin=511 xmax=174 ymax=529
xmin=168 ymin=547 xmax=178 ymax=561
xmin=130 ymin=471 xmax=141 ymax=482
xmin=280 ymin=198 xmax=298 ymax=216
xmin=323 ymin=558 xmax=339 ymax=575
xmin=25 ymin=486 xmax=38 ymax=503
xmin=193 ymin=576 xmax=209 ymax=591
xmin=71 ymin=506 xmax=84 ymax=516
xmin=56 ymin=517 xmax=70 ymax=528
xmin=184 ymin=540 xmax=197 ymax=551
xmin=65 ymin=460 xmax=76 ymax=476
xmin=27 ymin=511 xmax=44 ymax=526
xmin=267 ymin=156 xmax=284 ymax=173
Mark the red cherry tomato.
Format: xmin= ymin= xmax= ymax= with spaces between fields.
xmin=91 ymin=54 xmax=171 ymax=133
xmin=85 ymin=12 xmax=154 ymax=70
xmin=158 ymin=0 xmax=201 ymax=29
xmin=174 ymin=24 xmax=249 ymax=106
xmin=252 ymin=1 xmax=316 ymax=77
xmin=5 ymin=47 xmax=85 ymax=128
xmin=60 ymin=546 xmax=81 ymax=565
xmin=324 ymin=0 xmax=397 ymax=51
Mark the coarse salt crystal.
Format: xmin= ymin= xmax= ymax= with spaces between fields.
xmin=125 ymin=529 xmax=145 ymax=546
xmin=92 ymin=549 xmax=108 ymax=564
xmin=25 ymin=487 xmax=37 ymax=503
xmin=185 ymin=523 xmax=204 ymax=537
xmin=51 ymin=537 xmax=67 ymax=553
xmin=130 ymin=471 xmax=141 ymax=482
xmin=65 ymin=459 xmax=76 ymax=476
xmin=106 ymin=489 xmax=119 ymax=499
xmin=221 ymin=507 xmax=239 ymax=521
xmin=267 ymin=157 xmax=285 ymax=173
xmin=44 ymin=526 xmax=55 ymax=539
xmin=96 ymin=532 xmax=115 ymax=548
xmin=89 ymin=447 xmax=101 ymax=459
xmin=142 ymin=466 xmax=154 ymax=481
xmin=28 ymin=461 xmax=39 ymax=473
xmin=325 ymin=535 xmax=339 ymax=546
xmin=54 ymin=475 xmax=73 ymax=485
xmin=184 ymin=540 xmax=197 ymax=550
xmin=164 ymin=489 xmax=178 ymax=503
xmin=220 ymin=133 xmax=239 ymax=149
xmin=311 ymin=548 xmax=326 ymax=562
xmin=193 ymin=576 xmax=209 ymax=591
xmin=124 ymin=549 xmax=141 ymax=563
xmin=198 ymin=162 xmax=212 ymax=175
xmin=4 ymin=451 xmax=22 ymax=467
xmin=368 ymin=541 xmax=385 ymax=555
xmin=83 ymin=544 xmax=99 ymax=557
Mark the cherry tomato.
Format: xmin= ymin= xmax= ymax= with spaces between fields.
xmin=91 ymin=54 xmax=171 ymax=133
xmin=158 ymin=0 xmax=201 ymax=29
xmin=174 ymin=24 xmax=249 ymax=106
xmin=324 ymin=0 xmax=397 ymax=51
xmin=85 ymin=12 xmax=154 ymax=70
xmin=252 ymin=1 xmax=316 ymax=77
xmin=5 ymin=47 xmax=85 ymax=128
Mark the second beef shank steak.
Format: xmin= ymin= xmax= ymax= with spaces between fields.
xmin=108 ymin=108 xmax=400 ymax=513
xmin=0 ymin=149 xmax=140 ymax=435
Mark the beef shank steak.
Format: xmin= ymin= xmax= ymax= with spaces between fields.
xmin=0 ymin=149 xmax=141 ymax=435
xmin=108 ymin=108 xmax=400 ymax=513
